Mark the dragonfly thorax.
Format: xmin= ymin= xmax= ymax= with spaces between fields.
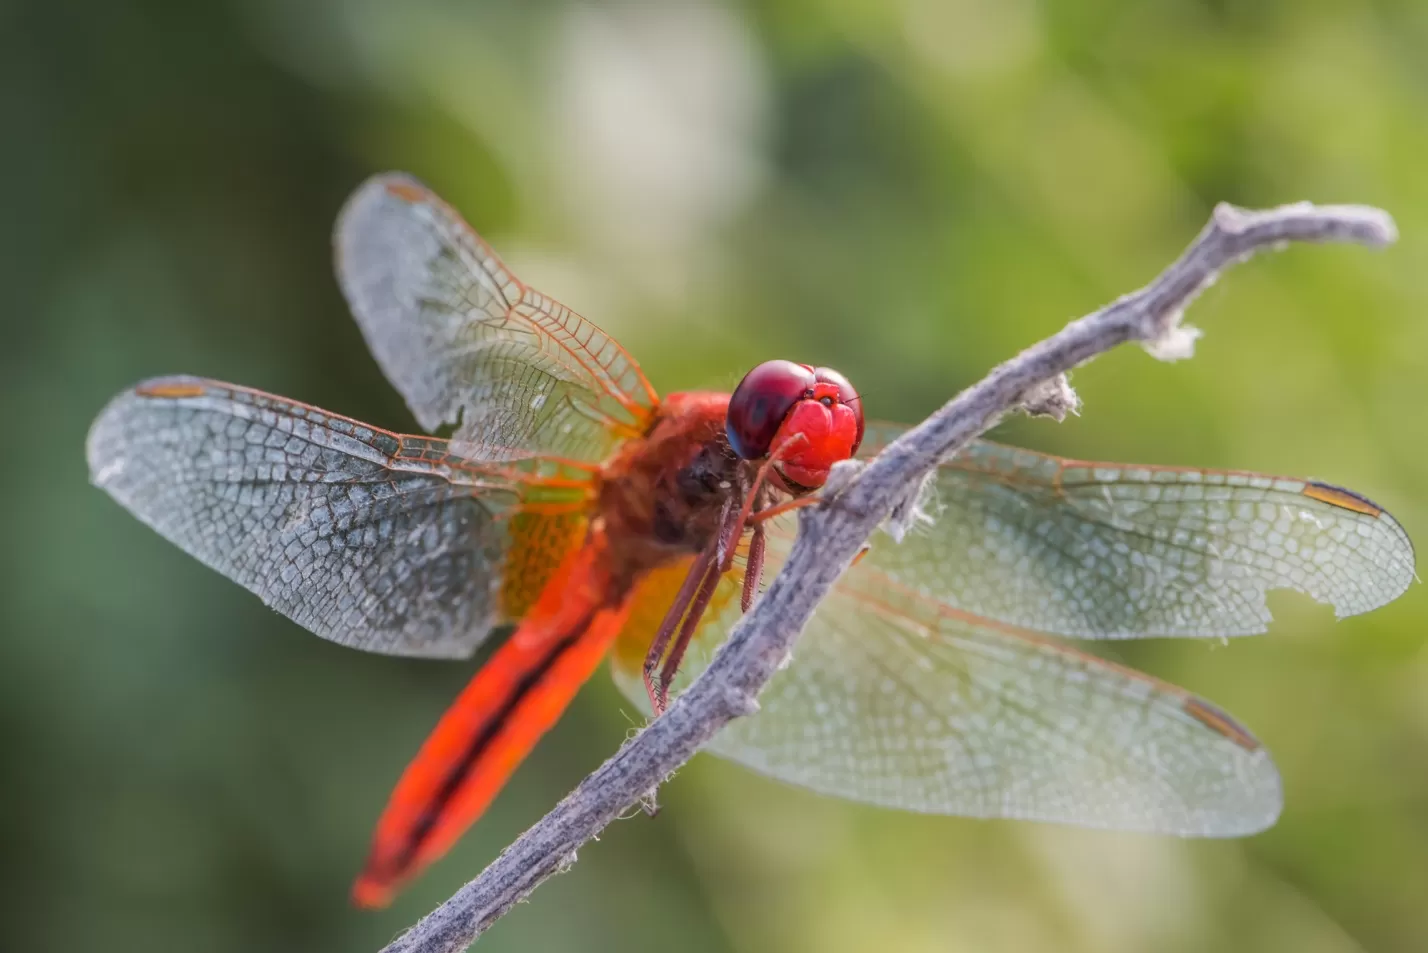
xmin=595 ymin=391 xmax=761 ymax=583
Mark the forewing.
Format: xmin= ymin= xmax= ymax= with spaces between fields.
xmin=859 ymin=423 xmax=1415 ymax=639
xmin=335 ymin=173 xmax=659 ymax=463
xmin=610 ymin=528 xmax=1280 ymax=834
xmin=86 ymin=376 xmax=563 ymax=659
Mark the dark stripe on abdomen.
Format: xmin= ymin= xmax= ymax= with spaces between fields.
xmin=396 ymin=610 xmax=596 ymax=870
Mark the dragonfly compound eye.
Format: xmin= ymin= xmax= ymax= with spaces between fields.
xmin=726 ymin=360 xmax=818 ymax=459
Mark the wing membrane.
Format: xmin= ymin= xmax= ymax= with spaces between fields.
xmin=335 ymin=174 xmax=658 ymax=463
xmin=859 ymin=423 xmax=1415 ymax=639
xmin=609 ymin=437 xmax=1414 ymax=828
xmin=611 ymin=524 xmax=1280 ymax=834
xmin=87 ymin=376 xmax=583 ymax=658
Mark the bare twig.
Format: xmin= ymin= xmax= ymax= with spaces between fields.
xmin=378 ymin=201 xmax=1395 ymax=953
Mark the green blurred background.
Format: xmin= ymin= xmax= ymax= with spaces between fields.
xmin=6 ymin=0 xmax=1428 ymax=950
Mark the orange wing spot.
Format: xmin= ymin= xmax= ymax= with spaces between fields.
xmin=611 ymin=560 xmax=698 ymax=675
xmin=1302 ymin=481 xmax=1383 ymax=517
xmin=384 ymin=180 xmax=429 ymax=203
xmin=1182 ymin=697 xmax=1260 ymax=751
xmin=611 ymin=558 xmax=742 ymax=678
xmin=136 ymin=381 xmax=206 ymax=399
xmin=501 ymin=511 xmax=588 ymax=619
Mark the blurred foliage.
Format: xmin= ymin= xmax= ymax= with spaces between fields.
xmin=5 ymin=0 xmax=1428 ymax=950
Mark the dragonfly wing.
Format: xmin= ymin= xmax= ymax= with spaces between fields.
xmin=610 ymin=529 xmax=1280 ymax=834
xmin=87 ymin=376 xmax=561 ymax=659
xmin=856 ymin=423 xmax=1414 ymax=639
xmin=335 ymin=174 xmax=659 ymax=462
xmin=608 ymin=429 xmax=1402 ymax=824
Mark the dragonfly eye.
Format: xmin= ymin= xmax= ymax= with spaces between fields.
xmin=726 ymin=360 xmax=817 ymax=459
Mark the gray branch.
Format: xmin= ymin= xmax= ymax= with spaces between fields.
xmin=379 ymin=201 xmax=1395 ymax=953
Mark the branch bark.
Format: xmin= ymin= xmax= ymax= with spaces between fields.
xmin=379 ymin=201 xmax=1395 ymax=953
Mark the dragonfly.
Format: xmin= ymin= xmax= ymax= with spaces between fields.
xmin=87 ymin=173 xmax=1416 ymax=907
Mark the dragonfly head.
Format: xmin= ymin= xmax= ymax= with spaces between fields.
xmin=726 ymin=360 xmax=864 ymax=490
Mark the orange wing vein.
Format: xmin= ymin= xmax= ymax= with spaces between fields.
xmin=336 ymin=172 xmax=660 ymax=465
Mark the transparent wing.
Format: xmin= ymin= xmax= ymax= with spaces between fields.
xmin=857 ymin=423 xmax=1415 ymax=639
xmin=335 ymin=173 xmax=659 ymax=463
xmin=87 ymin=376 xmax=587 ymax=659
xmin=608 ymin=434 xmax=1409 ymax=825
xmin=611 ymin=534 xmax=1280 ymax=834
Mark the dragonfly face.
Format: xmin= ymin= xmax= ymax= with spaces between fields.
xmin=726 ymin=359 xmax=864 ymax=490
xmin=86 ymin=172 xmax=1417 ymax=906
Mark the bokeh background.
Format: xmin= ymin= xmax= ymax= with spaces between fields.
xmin=6 ymin=0 xmax=1428 ymax=950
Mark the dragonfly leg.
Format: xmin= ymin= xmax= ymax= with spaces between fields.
xmin=719 ymin=435 xmax=804 ymax=572
xmin=741 ymin=522 xmax=766 ymax=613
xmin=749 ymin=494 xmax=819 ymax=524
xmin=655 ymin=549 xmax=726 ymax=712
xmin=647 ymin=448 xmax=796 ymax=714
xmin=642 ymin=544 xmax=716 ymax=714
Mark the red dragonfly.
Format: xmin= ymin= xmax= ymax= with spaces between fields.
xmin=87 ymin=174 xmax=1415 ymax=907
